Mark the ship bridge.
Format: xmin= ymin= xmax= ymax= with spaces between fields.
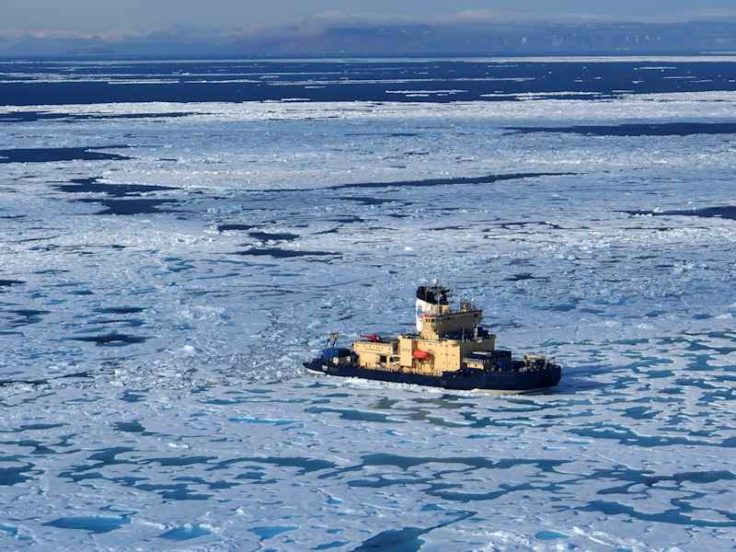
xmin=352 ymin=283 xmax=497 ymax=377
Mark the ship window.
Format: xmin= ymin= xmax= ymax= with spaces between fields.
xmin=379 ymin=355 xmax=387 ymax=364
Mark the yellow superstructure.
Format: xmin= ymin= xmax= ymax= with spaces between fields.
xmin=352 ymin=284 xmax=497 ymax=377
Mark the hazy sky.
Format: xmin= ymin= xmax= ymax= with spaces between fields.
xmin=4 ymin=0 xmax=735 ymax=33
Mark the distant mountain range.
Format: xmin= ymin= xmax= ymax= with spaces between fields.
xmin=2 ymin=18 xmax=735 ymax=58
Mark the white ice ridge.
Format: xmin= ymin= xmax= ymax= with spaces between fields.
xmin=1 ymin=90 xmax=736 ymax=123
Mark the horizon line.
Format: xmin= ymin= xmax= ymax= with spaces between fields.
xmin=2 ymin=10 xmax=736 ymax=40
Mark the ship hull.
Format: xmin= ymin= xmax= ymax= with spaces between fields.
xmin=303 ymin=360 xmax=561 ymax=392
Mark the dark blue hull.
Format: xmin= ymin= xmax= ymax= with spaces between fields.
xmin=303 ymin=360 xmax=561 ymax=392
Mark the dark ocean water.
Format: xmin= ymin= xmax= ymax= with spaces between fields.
xmin=0 ymin=58 xmax=735 ymax=106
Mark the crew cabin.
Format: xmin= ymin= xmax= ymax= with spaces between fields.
xmin=352 ymin=284 xmax=497 ymax=376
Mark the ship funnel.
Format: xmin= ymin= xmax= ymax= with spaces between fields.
xmin=415 ymin=284 xmax=449 ymax=333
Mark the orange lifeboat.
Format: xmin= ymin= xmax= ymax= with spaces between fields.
xmin=412 ymin=349 xmax=432 ymax=361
